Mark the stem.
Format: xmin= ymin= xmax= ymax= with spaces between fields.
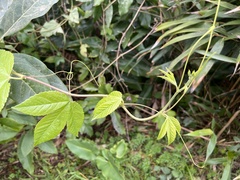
xmin=17 ymin=74 xmax=107 ymax=98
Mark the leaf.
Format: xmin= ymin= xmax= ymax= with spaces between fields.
xmin=157 ymin=116 xmax=181 ymax=145
xmin=40 ymin=20 xmax=64 ymax=37
xmin=66 ymin=139 xmax=99 ymax=161
xmin=17 ymin=135 xmax=34 ymax=174
xmin=105 ymin=5 xmax=113 ymax=28
xmin=118 ymin=0 xmax=133 ymax=16
xmin=205 ymin=134 xmax=217 ymax=162
xmin=38 ymin=141 xmax=57 ymax=154
xmin=0 ymin=0 xmax=58 ymax=40
xmin=0 ymin=126 xmax=19 ymax=142
xmin=11 ymin=53 xmax=68 ymax=103
xmin=96 ymin=150 xmax=124 ymax=180
xmin=159 ymin=68 xmax=177 ymax=87
xmin=110 ymin=112 xmax=126 ymax=135
xmin=0 ymin=118 xmax=23 ymax=132
xmin=63 ymin=7 xmax=79 ymax=26
xmin=66 ymin=101 xmax=84 ymax=136
xmin=185 ymin=129 xmax=213 ymax=137
xmin=21 ymin=130 xmax=34 ymax=157
xmin=13 ymin=91 xmax=71 ymax=116
xmin=94 ymin=0 xmax=104 ymax=6
xmin=110 ymin=140 xmax=128 ymax=159
xmin=0 ymin=0 xmax=13 ymax=22
xmin=0 ymin=50 xmax=14 ymax=111
xmin=93 ymin=91 xmax=123 ymax=119
xmin=34 ymin=105 xmax=69 ymax=146
xmin=195 ymin=50 xmax=237 ymax=63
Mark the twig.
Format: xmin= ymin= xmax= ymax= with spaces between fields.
xmin=217 ymin=110 xmax=240 ymax=138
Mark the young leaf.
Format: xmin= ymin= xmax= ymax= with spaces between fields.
xmin=13 ymin=91 xmax=70 ymax=116
xmin=66 ymin=139 xmax=99 ymax=161
xmin=66 ymin=101 xmax=84 ymax=136
xmin=40 ymin=20 xmax=63 ymax=37
xmin=185 ymin=129 xmax=213 ymax=137
xmin=159 ymin=68 xmax=177 ymax=87
xmin=34 ymin=105 xmax=69 ymax=146
xmin=157 ymin=116 xmax=181 ymax=145
xmin=93 ymin=91 xmax=123 ymax=119
xmin=0 ymin=49 xmax=14 ymax=112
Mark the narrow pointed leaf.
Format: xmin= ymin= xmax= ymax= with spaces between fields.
xmin=93 ymin=91 xmax=123 ymax=119
xmin=21 ymin=130 xmax=34 ymax=157
xmin=17 ymin=135 xmax=34 ymax=174
xmin=66 ymin=101 xmax=84 ymax=136
xmin=13 ymin=91 xmax=70 ymax=116
xmin=157 ymin=118 xmax=168 ymax=140
xmin=206 ymin=134 xmax=217 ymax=161
xmin=34 ymin=105 xmax=69 ymax=146
xmin=185 ymin=129 xmax=213 ymax=137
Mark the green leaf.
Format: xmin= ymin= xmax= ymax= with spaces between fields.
xmin=66 ymin=101 xmax=84 ymax=136
xmin=0 ymin=0 xmax=58 ymax=40
xmin=94 ymin=0 xmax=104 ymax=6
xmin=93 ymin=91 xmax=123 ymax=119
xmin=17 ymin=135 xmax=34 ymax=174
xmin=63 ymin=7 xmax=79 ymax=26
xmin=21 ymin=130 xmax=34 ymax=157
xmin=66 ymin=139 xmax=99 ymax=161
xmin=185 ymin=129 xmax=213 ymax=137
xmin=157 ymin=116 xmax=181 ymax=145
xmin=110 ymin=112 xmax=126 ymax=135
xmin=11 ymin=53 xmax=68 ymax=103
xmin=205 ymin=134 xmax=217 ymax=162
xmin=0 ymin=118 xmax=23 ymax=132
xmin=105 ymin=5 xmax=113 ymax=28
xmin=34 ymin=105 xmax=69 ymax=146
xmin=96 ymin=150 xmax=124 ymax=180
xmin=40 ymin=20 xmax=63 ymax=37
xmin=110 ymin=140 xmax=128 ymax=159
xmin=0 ymin=49 xmax=14 ymax=112
xmin=118 ymin=0 xmax=133 ymax=16
xmin=159 ymin=68 xmax=177 ymax=87
xmin=0 ymin=126 xmax=19 ymax=142
xmin=195 ymin=50 xmax=237 ymax=63
xmin=38 ymin=141 xmax=57 ymax=154
xmin=13 ymin=91 xmax=70 ymax=116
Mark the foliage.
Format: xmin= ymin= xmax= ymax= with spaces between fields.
xmin=0 ymin=0 xmax=239 ymax=179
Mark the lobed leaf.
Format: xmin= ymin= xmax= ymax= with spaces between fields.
xmin=93 ymin=91 xmax=123 ymax=119
xmin=13 ymin=91 xmax=71 ymax=116
xmin=157 ymin=116 xmax=181 ymax=145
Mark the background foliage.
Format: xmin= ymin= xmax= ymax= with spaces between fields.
xmin=0 ymin=0 xmax=239 ymax=179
